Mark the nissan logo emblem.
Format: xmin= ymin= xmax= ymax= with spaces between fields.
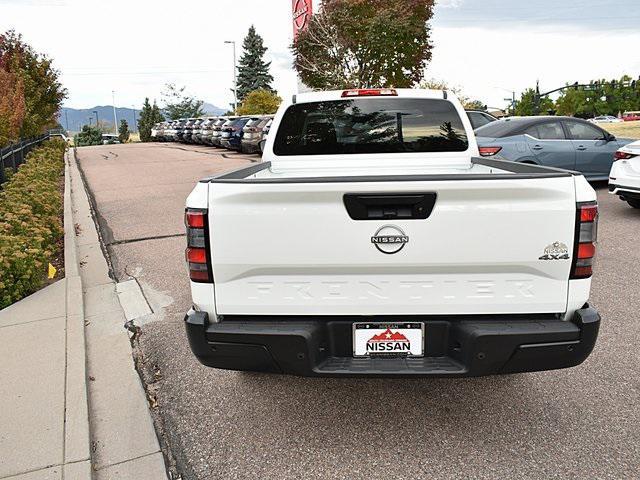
xmin=371 ymin=225 xmax=409 ymax=254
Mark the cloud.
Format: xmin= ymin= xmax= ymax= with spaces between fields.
xmin=427 ymin=24 xmax=640 ymax=108
xmin=1 ymin=0 xmax=637 ymax=110
xmin=0 ymin=0 xmax=298 ymax=109
xmin=0 ymin=0 xmax=66 ymax=5
xmin=270 ymin=51 xmax=294 ymax=70
xmin=432 ymin=0 xmax=638 ymax=31
xmin=436 ymin=0 xmax=463 ymax=9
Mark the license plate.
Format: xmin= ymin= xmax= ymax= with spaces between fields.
xmin=353 ymin=323 xmax=424 ymax=357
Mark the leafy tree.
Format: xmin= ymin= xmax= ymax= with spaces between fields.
xmin=464 ymin=100 xmax=486 ymax=111
xmin=161 ymin=83 xmax=203 ymax=120
xmin=236 ymin=26 xmax=274 ymax=101
xmin=293 ymin=0 xmax=435 ymax=89
xmin=419 ymin=78 xmax=460 ymax=94
xmin=118 ymin=119 xmax=130 ymax=143
xmin=74 ymin=125 xmax=102 ymax=147
xmin=556 ymin=76 xmax=640 ymax=118
xmin=514 ymin=88 xmax=555 ymax=116
xmin=0 ymin=68 xmax=25 ymax=146
xmin=555 ymin=87 xmax=590 ymax=117
xmin=237 ymin=89 xmax=281 ymax=115
xmin=0 ymin=30 xmax=67 ymax=138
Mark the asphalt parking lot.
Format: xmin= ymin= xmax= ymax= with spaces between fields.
xmin=77 ymin=143 xmax=640 ymax=480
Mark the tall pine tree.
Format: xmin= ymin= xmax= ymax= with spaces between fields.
xmin=151 ymin=101 xmax=164 ymax=124
xmin=118 ymin=119 xmax=130 ymax=143
xmin=138 ymin=98 xmax=153 ymax=142
xmin=236 ymin=26 xmax=274 ymax=101
xmin=138 ymin=98 xmax=164 ymax=142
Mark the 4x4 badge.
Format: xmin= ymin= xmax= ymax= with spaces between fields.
xmin=539 ymin=241 xmax=570 ymax=260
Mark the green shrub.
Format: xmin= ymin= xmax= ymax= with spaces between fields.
xmin=0 ymin=139 xmax=65 ymax=308
xmin=74 ymin=125 xmax=103 ymax=147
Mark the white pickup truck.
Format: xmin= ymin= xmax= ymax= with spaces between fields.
xmin=184 ymin=88 xmax=600 ymax=377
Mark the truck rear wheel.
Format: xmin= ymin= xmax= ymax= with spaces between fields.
xmin=627 ymin=199 xmax=640 ymax=209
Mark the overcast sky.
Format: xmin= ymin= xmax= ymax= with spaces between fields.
xmin=1 ymin=0 xmax=639 ymax=111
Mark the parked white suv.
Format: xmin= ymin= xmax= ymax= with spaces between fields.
xmin=609 ymin=140 xmax=640 ymax=208
xmin=184 ymin=88 xmax=600 ymax=377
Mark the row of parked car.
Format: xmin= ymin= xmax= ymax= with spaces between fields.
xmin=151 ymin=116 xmax=273 ymax=154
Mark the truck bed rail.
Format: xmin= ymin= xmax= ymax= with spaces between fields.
xmin=202 ymin=158 xmax=578 ymax=184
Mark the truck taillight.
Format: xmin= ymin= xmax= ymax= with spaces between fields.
xmin=185 ymin=208 xmax=212 ymax=283
xmin=571 ymin=202 xmax=598 ymax=279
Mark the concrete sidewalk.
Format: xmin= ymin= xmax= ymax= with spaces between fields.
xmin=0 ymin=155 xmax=90 ymax=479
xmin=0 ymin=280 xmax=91 ymax=480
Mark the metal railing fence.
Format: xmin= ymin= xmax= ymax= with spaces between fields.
xmin=0 ymin=131 xmax=66 ymax=186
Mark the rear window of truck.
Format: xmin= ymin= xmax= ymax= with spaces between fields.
xmin=273 ymin=98 xmax=468 ymax=156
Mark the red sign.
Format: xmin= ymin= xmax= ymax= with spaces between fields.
xmin=292 ymin=0 xmax=313 ymax=39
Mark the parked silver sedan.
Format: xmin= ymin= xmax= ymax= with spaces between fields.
xmin=476 ymin=116 xmax=634 ymax=181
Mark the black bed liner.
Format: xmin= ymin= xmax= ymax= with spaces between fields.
xmin=200 ymin=157 xmax=578 ymax=184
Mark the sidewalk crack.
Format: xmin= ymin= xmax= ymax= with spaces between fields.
xmin=93 ymin=450 xmax=161 ymax=472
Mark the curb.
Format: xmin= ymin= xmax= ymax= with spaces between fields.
xmin=69 ymin=148 xmax=169 ymax=479
xmin=64 ymin=152 xmax=80 ymax=278
xmin=63 ymin=150 xmax=92 ymax=470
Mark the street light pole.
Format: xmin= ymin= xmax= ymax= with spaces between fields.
xmin=132 ymin=105 xmax=137 ymax=133
xmin=224 ymin=40 xmax=237 ymax=114
xmin=112 ymin=90 xmax=118 ymax=134
xmin=93 ymin=110 xmax=99 ymax=129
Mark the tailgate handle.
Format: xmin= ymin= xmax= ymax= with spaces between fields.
xmin=343 ymin=193 xmax=437 ymax=220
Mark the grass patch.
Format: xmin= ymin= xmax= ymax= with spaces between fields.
xmin=603 ymin=121 xmax=640 ymax=140
xmin=0 ymin=139 xmax=66 ymax=308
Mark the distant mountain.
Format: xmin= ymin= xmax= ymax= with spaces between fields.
xmin=202 ymin=102 xmax=226 ymax=116
xmin=59 ymin=101 xmax=226 ymax=133
xmin=58 ymin=106 xmax=139 ymax=133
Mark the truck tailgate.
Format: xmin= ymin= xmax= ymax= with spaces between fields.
xmin=209 ymin=176 xmax=576 ymax=316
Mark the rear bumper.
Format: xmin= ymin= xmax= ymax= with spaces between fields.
xmin=241 ymin=140 xmax=261 ymax=153
xmin=185 ymin=306 xmax=600 ymax=377
xmin=609 ymin=183 xmax=640 ymax=200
